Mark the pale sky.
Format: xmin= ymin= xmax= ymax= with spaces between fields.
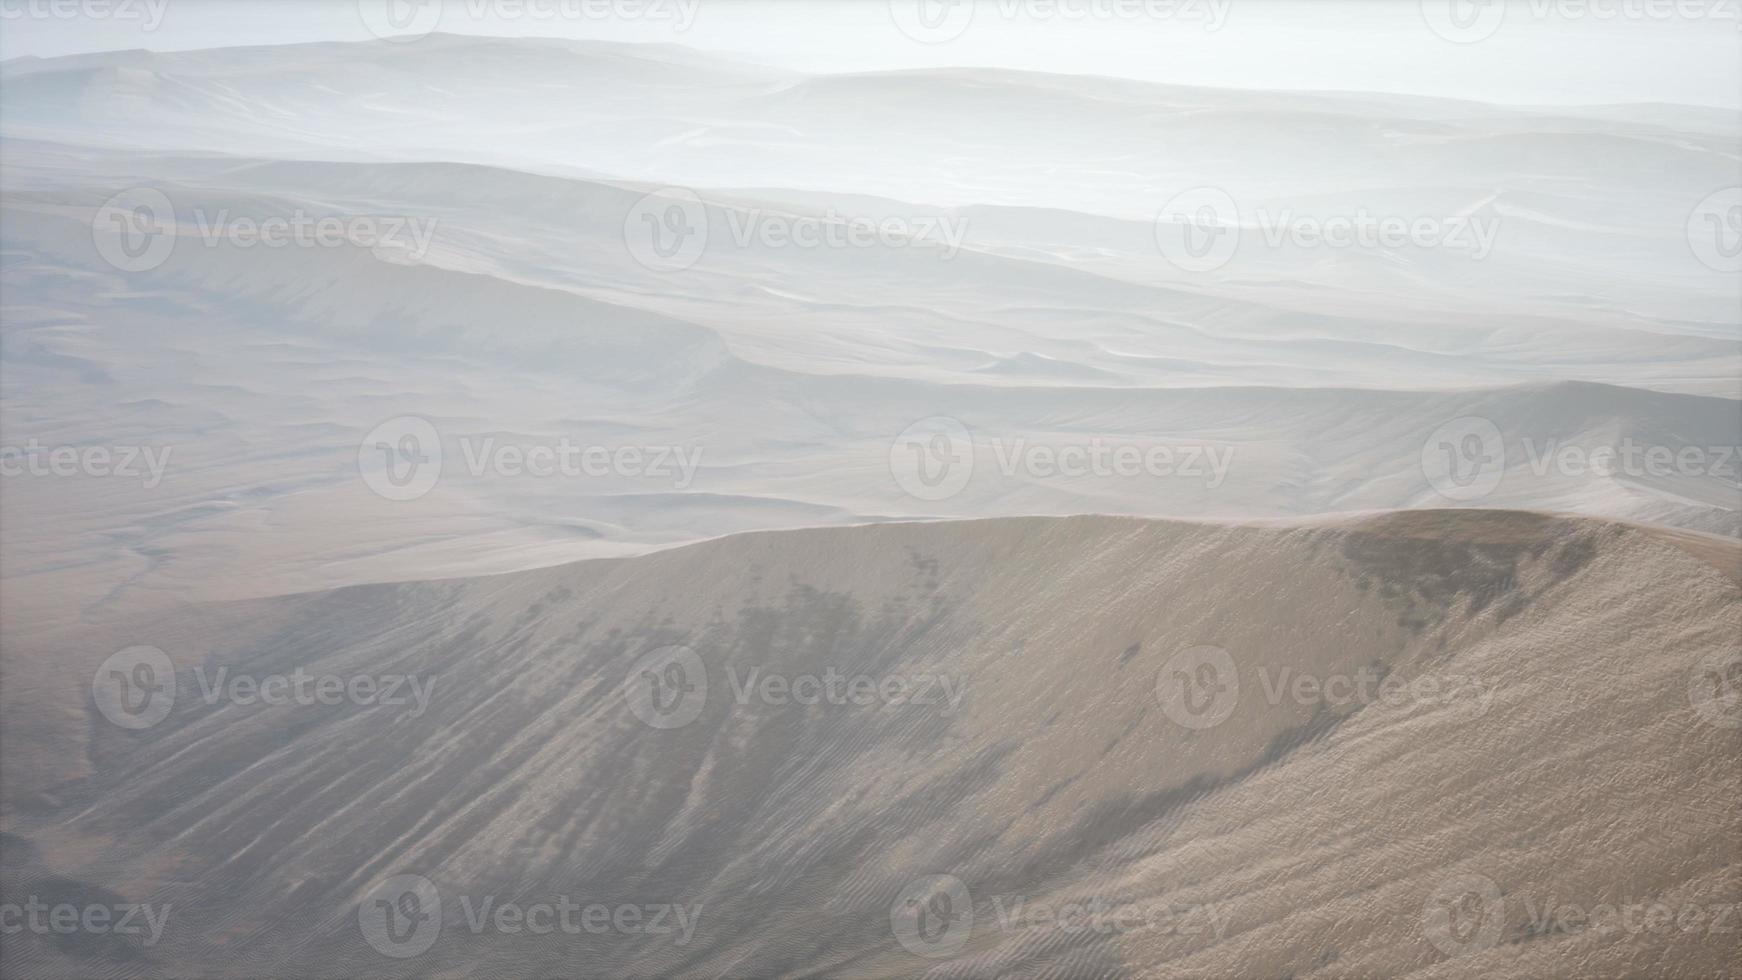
xmin=2 ymin=0 xmax=1740 ymax=108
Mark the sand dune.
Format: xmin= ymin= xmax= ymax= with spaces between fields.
xmin=1 ymin=29 xmax=1737 ymax=979
xmin=3 ymin=512 xmax=1737 ymax=977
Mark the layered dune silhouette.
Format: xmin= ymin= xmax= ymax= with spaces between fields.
xmin=1 ymin=22 xmax=1738 ymax=980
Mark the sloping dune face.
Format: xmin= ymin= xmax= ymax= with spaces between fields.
xmin=5 ymin=513 xmax=1736 ymax=978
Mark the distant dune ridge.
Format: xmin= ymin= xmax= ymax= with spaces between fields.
xmin=3 ymin=512 xmax=1738 ymax=977
xmin=0 ymin=31 xmax=1739 ymax=980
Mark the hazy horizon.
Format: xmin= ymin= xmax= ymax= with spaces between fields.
xmin=3 ymin=0 xmax=1740 ymax=108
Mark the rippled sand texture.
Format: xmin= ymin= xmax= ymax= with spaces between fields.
xmin=3 ymin=513 xmax=1737 ymax=977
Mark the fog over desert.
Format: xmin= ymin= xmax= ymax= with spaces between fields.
xmin=0 ymin=2 xmax=1738 ymax=978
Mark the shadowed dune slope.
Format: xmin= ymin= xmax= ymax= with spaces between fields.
xmin=2 ymin=511 xmax=1737 ymax=978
